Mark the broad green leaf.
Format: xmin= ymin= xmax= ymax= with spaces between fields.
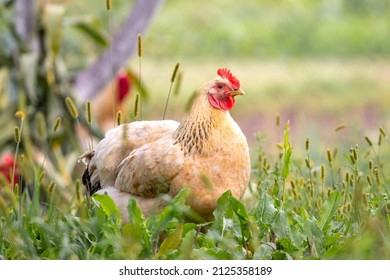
xmin=277 ymin=237 xmax=299 ymax=253
xmin=253 ymin=242 xmax=276 ymax=260
xmin=122 ymin=199 xmax=151 ymax=258
xmin=92 ymin=193 xmax=121 ymax=224
xmin=318 ymin=190 xmax=342 ymax=231
xmin=127 ymin=197 xmax=144 ymax=226
xmin=303 ymin=218 xmax=325 ymax=257
xmin=289 ymin=222 xmax=305 ymax=248
xmin=147 ymin=188 xmax=190 ymax=241
xmin=126 ymin=198 xmax=151 ymax=247
xmin=212 ymin=191 xmax=250 ymax=243
xmin=254 ymin=192 xmax=278 ymax=224
xmin=229 ymin=194 xmax=251 ymax=242
xmin=179 ymin=228 xmax=196 ymax=259
xmin=213 ymin=191 xmax=235 ymax=225
xmin=273 ymin=209 xmax=291 ymax=238
xmin=157 ymin=223 xmax=183 ymax=259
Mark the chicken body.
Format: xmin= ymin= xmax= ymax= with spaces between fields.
xmin=82 ymin=69 xmax=250 ymax=221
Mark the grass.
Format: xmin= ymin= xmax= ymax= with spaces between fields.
xmin=1 ymin=0 xmax=390 ymax=260
xmin=122 ymin=57 xmax=390 ymax=153
xmin=0 ymin=111 xmax=389 ymax=259
xmin=62 ymin=0 xmax=390 ymax=71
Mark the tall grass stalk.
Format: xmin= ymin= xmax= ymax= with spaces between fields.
xmin=163 ymin=63 xmax=180 ymax=120
xmin=305 ymin=137 xmax=315 ymax=209
xmin=106 ymin=0 xmax=116 ymax=128
xmin=86 ymin=101 xmax=93 ymax=150
xmin=281 ymin=121 xmax=292 ymax=202
xmin=12 ymin=111 xmax=25 ymax=192
xmin=38 ymin=117 xmax=62 ymax=182
xmin=137 ymin=33 xmax=143 ymax=120
xmin=65 ymin=97 xmax=85 ymax=151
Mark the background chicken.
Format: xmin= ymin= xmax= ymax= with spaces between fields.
xmin=82 ymin=68 xmax=250 ymax=222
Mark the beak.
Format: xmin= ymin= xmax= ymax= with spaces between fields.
xmin=228 ymin=88 xmax=245 ymax=97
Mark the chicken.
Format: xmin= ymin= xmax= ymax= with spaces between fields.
xmin=81 ymin=68 xmax=250 ymax=222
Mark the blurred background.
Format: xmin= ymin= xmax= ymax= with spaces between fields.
xmin=1 ymin=0 xmax=390 ymax=170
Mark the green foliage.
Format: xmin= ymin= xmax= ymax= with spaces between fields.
xmin=1 ymin=123 xmax=389 ymax=260
xmin=1 ymin=0 xmax=390 ymax=261
xmin=145 ymin=0 xmax=390 ymax=59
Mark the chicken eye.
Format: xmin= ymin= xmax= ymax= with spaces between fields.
xmin=217 ymin=84 xmax=224 ymax=89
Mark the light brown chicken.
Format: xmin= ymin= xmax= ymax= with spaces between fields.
xmin=82 ymin=68 xmax=250 ymax=222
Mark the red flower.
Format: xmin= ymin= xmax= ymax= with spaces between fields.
xmin=0 ymin=154 xmax=19 ymax=185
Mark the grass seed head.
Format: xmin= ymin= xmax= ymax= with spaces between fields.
xmin=53 ymin=117 xmax=62 ymax=132
xmin=368 ymin=160 xmax=373 ymax=170
xmin=15 ymin=111 xmax=25 ymax=121
xmin=106 ymin=0 xmax=111 ymax=10
xmin=305 ymin=138 xmax=310 ymax=152
xmin=14 ymin=126 xmax=20 ymax=143
xmin=86 ymin=101 xmax=92 ymax=124
xmin=137 ymin=34 xmax=143 ymax=57
xmin=116 ymin=110 xmax=122 ymax=126
xmin=334 ymin=124 xmax=346 ymax=132
xmin=276 ymin=112 xmax=280 ymax=127
xmin=352 ymin=147 xmax=358 ymax=162
xmin=134 ymin=93 xmax=140 ymax=119
xmin=276 ymin=143 xmax=283 ymax=150
xmin=326 ymin=149 xmax=332 ymax=166
xmin=373 ymin=167 xmax=380 ymax=185
xmin=320 ymin=164 xmax=325 ymax=182
xmin=305 ymin=158 xmax=311 ymax=169
xmin=379 ymin=127 xmax=387 ymax=138
xmin=349 ymin=174 xmax=354 ymax=187
xmin=171 ymin=63 xmax=180 ymax=83
xmin=65 ymin=97 xmax=79 ymax=119
xmin=365 ymin=136 xmax=373 ymax=147
xmin=366 ymin=175 xmax=373 ymax=186
xmin=48 ymin=182 xmax=56 ymax=193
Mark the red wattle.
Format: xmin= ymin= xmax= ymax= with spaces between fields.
xmin=208 ymin=95 xmax=235 ymax=111
xmin=219 ymin=95 xmax=235 ymax=111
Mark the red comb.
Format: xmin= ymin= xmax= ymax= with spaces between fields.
xmin=217 ymin=68 xmax=240 ymax=89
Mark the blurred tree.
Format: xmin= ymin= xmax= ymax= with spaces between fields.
xmin=343 ymin=0 xmax=390 ymax=15
xmin=0 ymin=0 xmax=162 ymax=188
